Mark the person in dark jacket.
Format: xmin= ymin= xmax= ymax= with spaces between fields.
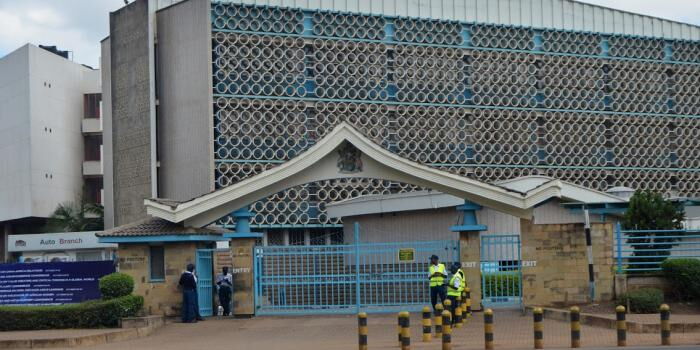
xmin=179 ymin=263 xmax=198 ymax=323
xmin=216 ymin=267 xmax=233 ymax=316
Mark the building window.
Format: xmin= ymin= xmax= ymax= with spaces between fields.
xmin=149 ymin=246 xmax=165 ymax=281
xmin=76 ymin=251 xmax=103 ymax=261
xmin=84 ymin=135 xmax=102 ymax=161
xmin=83 ymin=93 xmax=102 ymax=119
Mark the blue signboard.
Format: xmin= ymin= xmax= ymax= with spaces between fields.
xmin=0 ymin=261 xmax=115 ymax=305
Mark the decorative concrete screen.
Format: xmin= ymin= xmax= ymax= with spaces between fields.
xmin=210 ymin=2 xmax=700 ymax=229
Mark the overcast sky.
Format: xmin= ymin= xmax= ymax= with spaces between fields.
xmin=0 ymin=0 xmax=699 ymax=68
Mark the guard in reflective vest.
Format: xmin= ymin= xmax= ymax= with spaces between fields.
xmin=457 ymin=264 xmax=466 ymax=292
xmin=428 ymin=255 xmax=447 ymax=312
xmin=447 ymin=263 xmax=464 ymax=324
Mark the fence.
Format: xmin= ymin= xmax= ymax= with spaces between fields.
xmin=614 ymin=223 xmax=700 ymax=273
xmin=254 ymin=238 xmax=460 ymax=315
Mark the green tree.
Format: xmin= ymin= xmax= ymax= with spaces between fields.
xmin=622 ymin=190 xmax=685 ymax=270
xmin=46 ymin=200 xmax=104 ymax=232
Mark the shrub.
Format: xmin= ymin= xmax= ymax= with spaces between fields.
xmin=618 ymin=288 xmax=664 ymax=313
xmin=0 ymin=295 xmax=143 ymax=331
xmin=99 ymin=272 xmax=134 ymax=299
xmin=482 ymin=272 xmax=520 ymax=298
xmin=661 ymin=258 xmax=700 ymax=301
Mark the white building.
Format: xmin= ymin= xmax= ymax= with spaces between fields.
xmin=0 ymin=44 xmax=103 ymax=262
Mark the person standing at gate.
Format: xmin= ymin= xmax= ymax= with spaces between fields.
xmin=179 ymin=263 xmax=198 ymax=323
xmin=447 ymin=262 xmax=464 ymax=324
xmin=428 ymin=255 xmax=447 ymax=311
xmin=216 ymin=266 xmax=233 ymax=316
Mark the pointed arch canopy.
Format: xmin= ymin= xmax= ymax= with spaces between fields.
xmin=145 ymin=122 xmax=616 ymax=227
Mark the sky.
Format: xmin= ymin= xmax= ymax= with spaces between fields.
xmin=0 ymin=0 xmax=699 ymax=68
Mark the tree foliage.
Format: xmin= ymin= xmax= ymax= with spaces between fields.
xmin=622 ymin=190 xmax=684 ymax=231
xmin=46 ymin=199 xmax=104 ymax=232
xmin=621 ymin=190 xmax=685 ymax=271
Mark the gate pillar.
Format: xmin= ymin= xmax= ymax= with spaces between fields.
xmin=450 ymin=200 xmax=486 ymax=310
xmin=225 ymin=207 xmax=262 ymax=316
xmin=459 ymin=231 xmax=482 ymax=310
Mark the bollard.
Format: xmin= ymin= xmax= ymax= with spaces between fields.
xmin=616 ymin=305 xmax=626 ymax=347
xmin=358 ymin=312 xmax=368 ymax=350
xmin=422 ymin=306 xmax=432 ymax=342
xmin=570 ymin=306 xmax=581 ymax=348
xmin=442 ymin=310 xmax=452 ymax=350
xmin=400 ymin=311 xmax=411 ymax=350
xmin=465 ymin=287 xmax=472 ymax=317
xmin=660 ymin=304 xmax=671 ymax=346
xmin=484 ymin=308 xmax=494 ymax=350
xmin=533 ymin=307 xmax=543 ymax=349
xmin=461 ymin=291 xmax=468 ymax=315
xmin=444 ymin=299 xmax=453 ymax=324
xmin=397 ymin=312 xmax=403 ymax=347
xmin=435 ymin=303 xmax=444 ymax=338
xmin=454 ymin=296 xmax=463 ymax=328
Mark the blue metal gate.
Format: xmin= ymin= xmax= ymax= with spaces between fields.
xmin=480 ymin=234 xmax=522 ymax=308
xmin=254 ymin=240 xmax=460 ymax=315
xmin=196 ymin=249 xmax=214 ymax=316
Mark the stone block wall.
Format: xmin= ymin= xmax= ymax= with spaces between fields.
xmin=117 ymin=242 xmax=199 ymax=316
xmin=460 ymin=231 xmax=482 ymax=309
xmin=520 ymin=219 xmax=615 ymax=306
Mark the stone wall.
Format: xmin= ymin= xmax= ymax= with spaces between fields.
xmin=109 ymin=0 xmax=153 ymax=226
xmin=520 ymin=219 xmax=615 ymax=306
xmin=117 ymin=243 xmax=199 ymax=316
xmin=460 ymin=231 xmax=482 ymax=309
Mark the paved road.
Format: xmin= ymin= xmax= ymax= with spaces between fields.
xmin=51 ymin=311 xmax=699 ymax=350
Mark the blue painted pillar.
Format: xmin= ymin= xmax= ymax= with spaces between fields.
xmin=232 ymin=207 xmax=254 ymax=235
xmin=450 ymin=200 xmax=488 ymax=232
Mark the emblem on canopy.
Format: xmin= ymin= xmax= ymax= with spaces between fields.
xmin=337 ymin=143 xmax=363 ymax=173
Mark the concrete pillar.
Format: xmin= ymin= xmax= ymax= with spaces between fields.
xmin=230 ymin=237 xmax=256 ymax=316
xmin=460 ymin=231 xmax=482 ymax=310
xmin=451 ymin=200 xmax=486 ymax=310
xmin=226 ymin=207 xmax=262 ymax=316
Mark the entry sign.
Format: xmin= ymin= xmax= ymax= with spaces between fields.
xmin=398 ymin=248 xmax=415 ymax=262
xmin=0 ymin=261 xmax=115 ymax=305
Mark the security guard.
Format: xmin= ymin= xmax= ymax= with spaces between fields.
xmin=456 ymin=262 xmax=466 ymax=291
xmin=447 ymin=262 xmax=464 ymax=323
xmin=428 ymin=255 xmax=447 ymax=311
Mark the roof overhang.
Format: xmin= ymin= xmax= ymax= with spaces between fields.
xmin=144 ymin=123 xmax=622 ymax=227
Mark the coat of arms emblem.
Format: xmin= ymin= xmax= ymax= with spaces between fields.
xmin=337 ymin=143 xmax=363 ymax=173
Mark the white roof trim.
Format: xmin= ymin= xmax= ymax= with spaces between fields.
xmin=145 ymin=123 xmax=612 ymax=226
xmin=327 ymin=177 xmax=625 ymax=218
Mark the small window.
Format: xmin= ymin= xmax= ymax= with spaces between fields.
xmin=149 ymin=246 xmax=165 ymax=281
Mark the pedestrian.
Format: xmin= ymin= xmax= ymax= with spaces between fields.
xmin=446 ymin=262 xmax=464 ymax=324
xmin=216 ymin=266 xmax=233 ymax=316
xmin=428 ymin=255 xmax=447 ymax=311
xmin=179 ymin=263 xmax=198 ymax=323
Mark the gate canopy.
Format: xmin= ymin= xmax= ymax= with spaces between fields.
xmin=145 ymin=122 xmax=623 ymax=227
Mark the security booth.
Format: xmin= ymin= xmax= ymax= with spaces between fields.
xmin=97 ymin=217 xmax=229 ymax=317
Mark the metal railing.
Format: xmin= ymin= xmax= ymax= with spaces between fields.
xmin=614 ymin=223 xmax=700 ymax=273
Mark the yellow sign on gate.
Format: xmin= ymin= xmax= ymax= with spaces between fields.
xmin=398 ymin=248 xmax=415 ymax=262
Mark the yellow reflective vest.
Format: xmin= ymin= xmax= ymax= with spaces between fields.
xmin=458 ymin=268 xmax=466 ymax=290
xmin=429 ymin=263 xmax=446 ymax=287
xmin=447 ymin=272 xmax=464 ymax=297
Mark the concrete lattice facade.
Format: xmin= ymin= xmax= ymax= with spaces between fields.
xmin=209 ymin=1 xmax=700 ymax=233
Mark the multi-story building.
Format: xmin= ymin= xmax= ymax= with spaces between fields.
xmin=0 ymin=44 xmax=103 ymax=262
xmin=102 ymin=0 xmax=700 ymax=244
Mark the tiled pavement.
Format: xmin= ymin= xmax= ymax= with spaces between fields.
xmin=49 ymin=309 xmax=700 ymax=350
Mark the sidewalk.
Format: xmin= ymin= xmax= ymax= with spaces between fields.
xmin=40 ymin=310 xmax=700 ymax=350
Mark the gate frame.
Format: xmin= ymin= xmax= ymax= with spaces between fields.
xmin=253 ymin=223 xmax=460 ymax=315
xmin=479 ymin=234 xmax=523 ymax=309
xmin=196 ymin=248 xmax=215 ymax=316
